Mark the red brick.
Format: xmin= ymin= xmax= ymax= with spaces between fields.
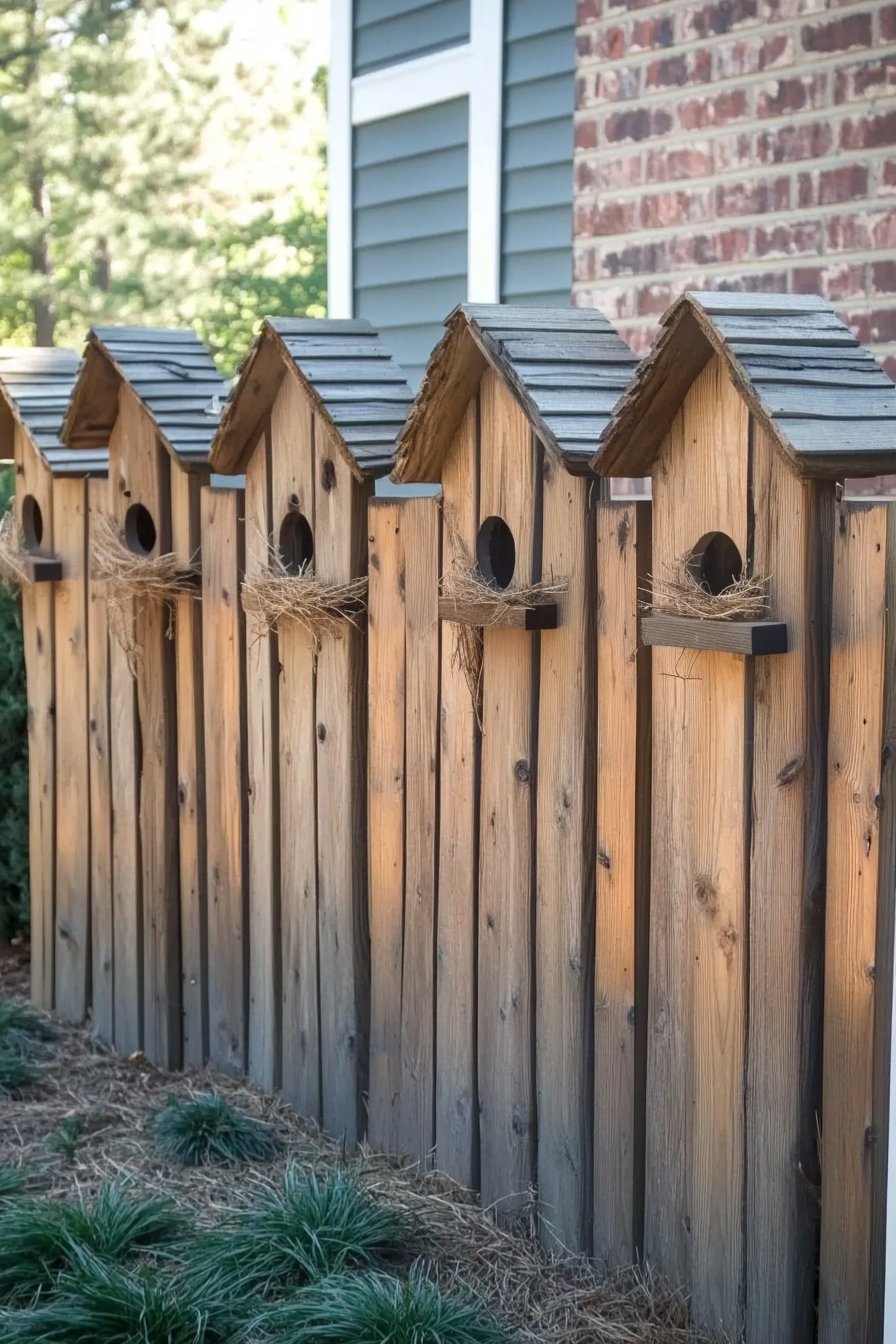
xmin=596 ymin=25 xmax=626 ymax=59
xmin=834 ymin=58 xmax=896 ymax=105
xmin=595 ymin=66 xmax=641 ymax=102
xmin=629 ymin=14 xmax=676 ymax=50
xmin=873 ymin=260 xmax=896 ymax=294
xmin=826 ymin=213 xmax=872 ymax=251
xmin=645 ymin=142 xmax=714 ymax=182
xmin=600 ymin=239 xmax=671 ymax=277
xmin=575 ymin=159 xmax=595 ymax=191
xmin=575 ymin=117 xmax=598 ymax=150
xmin=756 ymin=120 xmax=833 ymax=163
xmin=671 ymin=227 xmax=751 ymax=266
xmin=757 ymin=72 xmax=828 ymax=117
xmin=714 ymin=131 xmax=754 ymax=171
xmin=587 ymin=198 xmax=639 ymax=236
xmin=840 ymin=111 xmax=896 ymax=150
xmin=678 ymin=0 xmax=759 ymax=40
xmin=595 ymin=153 xmax=644 ymax=190
xmin=798 ymin=164 xmax=870 ymax=207
xmin=677 ymin=88 xmax=750 ymax=130
xmin=639 ymin=188 xmax=714 ymax=228
xmin=573 ymin=246 xmax=598 ymax=283
xmin=716 ymin=31 xmax=793 ymax=76
xmin=873 ymin=211 xmax=896 ymax=249
xmin=883 ymin=357 xmax=896 ymax=383
xmin=754 ymin=220 xmax=823 ymax=256
xmin=883 ymin=160 xmax=896 ymax=195
xmin=577 ymin=0 xmax=601 ymax=20
xmin=882 ymin=5 xmax=896 ymax=39
xmin=865 ymin=309 xmax=896 ymax=343
xmin=792 ymin=262 xmax=867 ymax=300
xmin=638 ymin=283 xmax=676 ymax=316
xmin=604 ymin=106 xmax=674 ymax=143
xmin=716 ymin=175 xmax=791 ymax=215
xmin=801 ymin=11 xmax=873 ymax=53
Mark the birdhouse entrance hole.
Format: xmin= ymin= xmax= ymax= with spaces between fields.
xmin=477 ymin=515 xmax=516 ymax=590
xmin=22 ymin=495 xmax=43 ymax=551
xmin=687 ymin=532 xmax=743 ymax=596
xmin=124 ymin=503 xmax=157 ymax=556
xmin=279 ymin=509 xmax=314 ymax=574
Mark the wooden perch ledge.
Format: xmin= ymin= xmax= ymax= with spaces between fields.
xmin=438 ymin=594 xmax=559 ymax=631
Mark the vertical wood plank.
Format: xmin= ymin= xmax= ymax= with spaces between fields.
xmin=478 ymin=367 xmax=538 ymax=1218
xmin=87 ymin=477 xmax=113 ymax=1042
xmin=367 ymin=499 xmax=406 ymax=1151
xmin=17 ymin=439 xmax=55 ymax=1009
xmin=202 ymin=484 xmax=248 ymax=1074
xmin=398 ymin=495 xmax=440 ymax=1166
xmin=819 ymin=502 xmax=892 ymax=1344
xmin=646 ymin=356 xmax=749 ymax=1336
xmin=746 ymin=430 xmax=832 ymax=1344
xmin=436 ymin=400 xmax=480 ymax=1188
xmin=171 ymin=467 xmax=207 ymax=1068
xmin=535 ymin=465 xmax=595 ymax=1255
xmin=244 ymin=427 xmax=280 ymax=1091
xmin=314 ymin=425 xmax=369 ymax=1143
xmin=594 ymin=499 xmax=651 ymax=1268
xmin=122 ymin=401 xmax=180 ymax=1070
xmin=107 ymin=405 xmax=142 ymax=1054
xmin=52 ymin=475 xmax=90 ymax=1022
xmin=271 ymin=379 xmax=320 ymax=1118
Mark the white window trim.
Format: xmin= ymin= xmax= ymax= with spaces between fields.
xmin=327 ymin=0 xmax=504 ymax=319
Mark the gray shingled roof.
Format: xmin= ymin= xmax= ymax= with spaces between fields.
xmin=63 ymin=326 xmax=226 ymax=462
xmin=269 ymin=318 xmax=414 ymax=474
xmin=211 ymin=317 xmax=414 ymax=479
xmin=594 ymin=291 xmax=896 ymax=480
xmin=0 ymin=347 xmax=108 ymax=476
xmin=393 ymin=303 xmax=639 ymax=482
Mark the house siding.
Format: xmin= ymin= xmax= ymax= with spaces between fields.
xmin=353 ymin=0 xmax=470 ymax=76
xmin=353 ymin=98 xmax=469 ymax=388
xmin=501 ymin=0 xmax=576 ymax=305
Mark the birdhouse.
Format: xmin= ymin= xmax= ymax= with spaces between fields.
xmin=386 ymin=304 xmax=638 ymax=1249
xmin=210 ymin=317 xmax=413 ymax=1137
xmin=593 ymin=291 xmax=896 ymax=1341
xmin=62 ymin=327 xmax=227 ymax=1069
xmin=0 ymin=349 xmax=108 ymax=1025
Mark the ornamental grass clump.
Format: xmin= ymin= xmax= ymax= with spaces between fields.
xmin=256 ymin=1269 xmax=513 ymax=1344
xmin=0 ymin=1252 xmax=245 ymax=1344
xmin=0 ymin=1182 xmax=188 ymax=1306
xmin=184 ymin=1168 xmax=416 ymax=1303
xmin=0 ymin=997 xmax=56 ymax=1097
xmin=152 ymin=1092 xmax=283 ymax=1167
xmin=0 ymin=1162 xmax=27 ymax=1201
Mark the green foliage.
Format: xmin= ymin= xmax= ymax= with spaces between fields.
xmin=256 ymin=1270 xmax=513 ymax=1344
xmin=152 ymin=1093 xmax=283 ymax=1167
xmin=183 ymin=1168 xmax=415 ymax=1302
xmin=0 ymin=995 xmax=55 ymax=1096
xmin=46 ymin=1116 xmax=87 ymax=1163
xmin=0 ymin=467 xmax=29 ymax=938
xmin=0 ymin=1253 xmax=246 ymax=1343
xmin=0 ymin=1163 xmax=28 ymax=1201
xmin=0 ymin=1182 xmax=188 ymax=1305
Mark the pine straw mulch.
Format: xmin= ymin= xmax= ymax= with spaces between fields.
xmin=0 ymin=947 xmax=721 ymax=1344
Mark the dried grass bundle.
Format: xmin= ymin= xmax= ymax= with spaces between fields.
xmin=0 ymin=506 xmax=30 ymax=593
xmin=645 ymin=555 xmax=771 ymax=622
xmin=241 ymin=542 xmax=367 ymax=655
xmin=90 ymin=513 xmax=198 ymax=666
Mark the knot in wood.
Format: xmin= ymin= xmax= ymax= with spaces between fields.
xmin=321 ymin=458 xmax=337 ymax=493
xmin=514 ymin=758 xmax=530 ymax=784
xmin=317 ymin=723 xmax=327 ymax=743
xmin=693 ymin=874 xmax=718 ymax=915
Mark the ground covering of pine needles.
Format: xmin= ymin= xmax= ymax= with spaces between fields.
xmin=0 ymin=944 xmax=720 ymax=1343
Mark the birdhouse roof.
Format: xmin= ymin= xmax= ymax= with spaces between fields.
xmin=0 ymin=347 xmax=108 ymax=478
xmin=392 ymin=303 xmax=639 ymax=483
xmin=593 ymin=291 xmax=896 ymax=480
xmin=210 ymin=318 xmax=414 ymax=481
xmin=61 ymin=326 xmax=227 ymax=466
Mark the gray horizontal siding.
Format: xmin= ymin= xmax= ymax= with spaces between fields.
xmin=353 ymin=0 xmax=470 ymax=76
xmin=353 ymin=98 xmax=468 ymax=388
xmin=500 ymin=0 xmax=575 ymax=306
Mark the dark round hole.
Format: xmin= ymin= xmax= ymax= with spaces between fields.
xmin=21 ymin=495 xmax=43 ymax=551
xmin=279 ymin=510 xmax=314 ymax=575
xmin=686 ymin=531 xmax=743 ymax=596
xmin=124 ymin=503 xmax=157 ymax=556
xmin=476 ymin=515 xmax=516 ymax=590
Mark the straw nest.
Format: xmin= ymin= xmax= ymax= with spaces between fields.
xmin=90 ymin=512 xmax=198 ymax=666
xmin=0 ymin=942 xmax=717 ymax=1344
xmin=0 ymin=505 xmax=31 ymax=593
xmin=241 ymin=539 xmax=367 ymax=656
xmin=645 ymin=554 xmax=771 ymax=623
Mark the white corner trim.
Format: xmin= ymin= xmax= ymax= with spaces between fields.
xmin=467 ymin=0 xmax=504 ymax=303
xmin=327 ymin=0 xmax=353 ymax=318
xmin=352 ymin=43 xmax=473 ymax=125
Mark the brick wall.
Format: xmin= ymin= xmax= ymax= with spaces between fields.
xmin=573 ymin=0 xmax=896 ymax=380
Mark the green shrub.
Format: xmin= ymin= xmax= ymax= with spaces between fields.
xmin=256 ymin=1269 xmax=513 ymax=1344
xmin=0 ymin=1182 xmax=188 ymax=1305
xmin=0 ymin=1253 xmax=246 ymax=1343
xmin=152 ymin=1093 xmax=283 ymax=1167
xmin=184 ymin=1167 xmax=415 ymax=1302
xmin=0 ymin=464 xmax=28 ymax=939
xmin=0 ymin=1162 xmax=27 ymax=1200
xmin=0 ymin=996 xmax=56 ymax=1096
